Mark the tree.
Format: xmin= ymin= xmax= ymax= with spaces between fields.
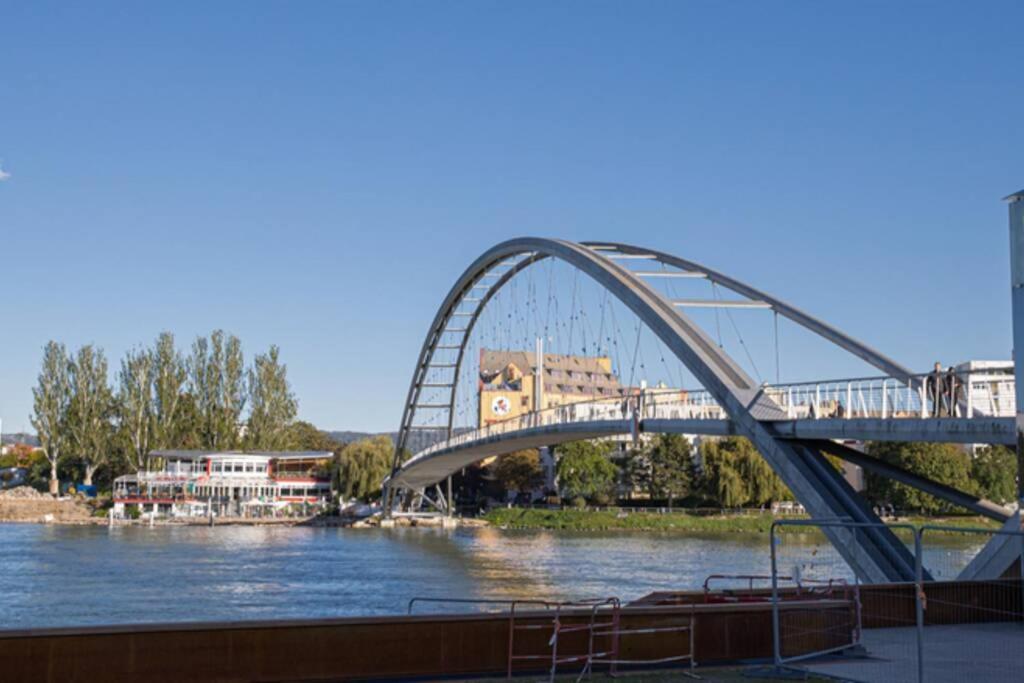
xmin=152 ymin=332 xmax=189 ymax=449
xmin=698 ymin=437 xmax=789 ymax=508
xmin=493 ymin=449 xmax=544 ymax=496
xmin=67 ymin=346 xmax=115 ymax=486
xmin=117 ymin=345 xmax=154 ymax=473
xmin=865 ymin=442 xmax=975 ymax=514
xmin=971 ymin=445 xmax=1017 ymax=505
xmin=621 ymin=447 xmax=652 ymax=500
xmin=246 ymin=345 xmax=298 ymax=450
xmin=648 ymin=433 xmax=695 ymax=508
xmin=555 ymin=440 xmax=619 ymax=502
xmin=735 ymin=441 xmax=790 ymax=506
xmin=288 ymin=421 xmax=341 ymax=452
xmin=31 ymin=341 xmax=71 ymax=495
xmin=700 ymin=439 xmax=746 ymax=508
xmin=0 ymin=443 xmax=37 ymax=468
xmin=337 ymin=435 xmax=394 ymax=501
xmin=188 ymin=330 xmax=246 ymax=450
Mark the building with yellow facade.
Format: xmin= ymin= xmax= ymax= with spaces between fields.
xmin=478 ymin=349 xmax=632 ymax=427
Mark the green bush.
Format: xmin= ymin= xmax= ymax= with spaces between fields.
xmin=569 ymin=496 xmax=587 ymax=509
xmin=590 ymin=492 xmax=613 ymax=506
xmin=125 ymin=505 xmax=141 ymax=520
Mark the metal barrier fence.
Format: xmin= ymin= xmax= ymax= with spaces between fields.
xmin=770 ymin=520 xmax=922 ymax=683
xmin=917 ymin=525 xmax=1024 ymax=683
xmin=405 ymin=595 xmax=696 ymax=681
xmin=770 ymin=519 xmax=1024 ymax=683
xmin=508 ymin=598 xmax=622 ymax=680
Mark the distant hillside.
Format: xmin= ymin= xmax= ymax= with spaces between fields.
xmin=324 ymin=427 xmax=470 ymax=454
xmin=1 ymin=432 xmax=39 ymax=447
xmin=325 ymin=431 xmax=397 ymax=446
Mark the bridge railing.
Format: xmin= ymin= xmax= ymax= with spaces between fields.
xmin=765 ymin=371 xmax=1014 ymax=421
xmin=642 ymin=371 xmax=1014 ymax=423
xmin=406 ymin=372 xmax=1014 ymax=461
xmin=769 ymin=376 xmax=925 ymax=420
xmin=411 ymin=393 xmax=638 ymax=459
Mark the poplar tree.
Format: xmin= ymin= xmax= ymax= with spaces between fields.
xmin=117 ymin=345 xmax=154 ymax=472
xmin=246 ymin=345 xmax=298 ymax=450
xmin=67 ymin=345 xmax=115 ymax=486
xmin=31 ymin=341 xmax=72 ymax=495
xmin=188 ymin=330 xmax=246 ymax=450
xmin=151 ymin=331 xmax=188 ymax=448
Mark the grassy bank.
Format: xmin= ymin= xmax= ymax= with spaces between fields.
xmin=482 ymin=507 xmax=1002 ymax=533
xmin=485 ymin=508 xmax=779 ymax=532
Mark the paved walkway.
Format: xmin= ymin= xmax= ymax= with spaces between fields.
xmin=801 ymin=623 xmax=1024 ymax=682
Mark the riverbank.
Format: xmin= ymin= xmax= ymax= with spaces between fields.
xmin=482 ymin=507 xmax=1002 ymax=533
xmin=0 ymin=487 xmax=99 ymax=525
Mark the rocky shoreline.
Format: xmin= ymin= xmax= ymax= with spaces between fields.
xmin=0 ymin=486 xmax=101 ymax=525
xmin=0 ymin=487 xmax=489 ymax=529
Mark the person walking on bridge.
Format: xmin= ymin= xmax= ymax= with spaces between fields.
xmin=926 ymin=362 xmax=945 ymax=417
xmin=945 ymin=366 xmax=960 ymax=417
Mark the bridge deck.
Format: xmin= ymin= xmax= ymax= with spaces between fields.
xmin=388 ymin=416 xmax=1013 ymax=490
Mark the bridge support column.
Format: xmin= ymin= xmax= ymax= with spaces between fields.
xmin=751 ymin=435 xmax=920 ymax=583
xmin=1009 ymin=189 xmax=1024 ymax=508
xmin=961 ymin=189 xmax=1024 ymax=580
xmin=446 ymin=476 xmax=453 ymax=518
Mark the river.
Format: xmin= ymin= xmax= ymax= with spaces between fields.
xmin=0 ymin=524 xmax=986 ymax=630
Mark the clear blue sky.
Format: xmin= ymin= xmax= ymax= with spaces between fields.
xmin=1 ymin=1 xmax=1021 ymax=434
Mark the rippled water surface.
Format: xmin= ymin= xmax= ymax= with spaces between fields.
xmin=0 ymin=524 xmax=982 ymax=629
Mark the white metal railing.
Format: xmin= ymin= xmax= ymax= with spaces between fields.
xmin=405 ymin=372 xmax=1015 ymax=462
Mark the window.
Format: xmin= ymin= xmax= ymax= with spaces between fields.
xmin=233 ymin=464 xmax=243 ymax=473
xmin=213 ymin=463 xmax=222 ymax=473
xmin=245 ymin=463 xmax=254 ymax=473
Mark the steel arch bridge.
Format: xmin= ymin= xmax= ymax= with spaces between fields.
xmin=384 ymin=238 xmax=1016 ymax=583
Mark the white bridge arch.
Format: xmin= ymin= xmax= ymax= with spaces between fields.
xmin=384 ymin=238 xmax=1015 ymax=582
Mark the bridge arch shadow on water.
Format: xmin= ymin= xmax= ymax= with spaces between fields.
xmin=384 ymin=238 xmax=1016 ymax=584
